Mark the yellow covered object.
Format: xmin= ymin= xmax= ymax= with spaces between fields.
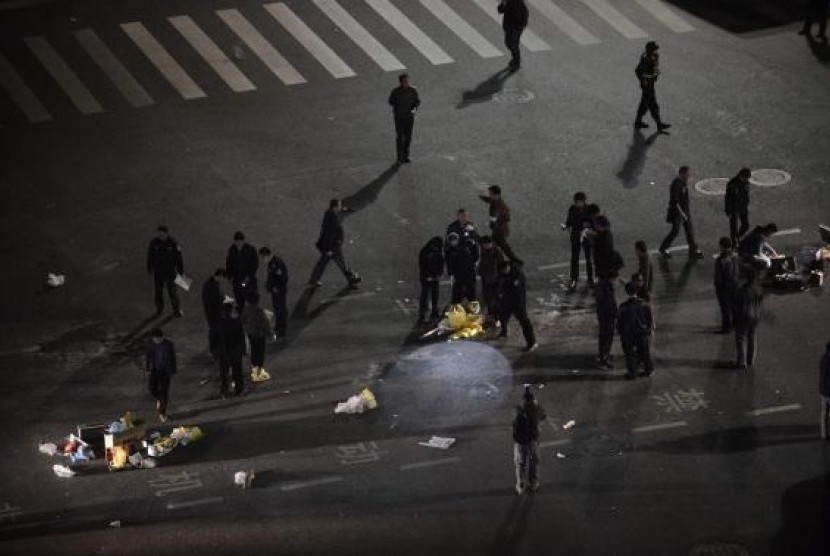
xmin=360 ymin=388 xmax=377 ymax=410
xmin=445 ymin=303 xmax=485 ymax=340
xmin=120 ymin=411 xmax=136 ymax=429
xmin=111 ymin=445 xmax=129 ymax=469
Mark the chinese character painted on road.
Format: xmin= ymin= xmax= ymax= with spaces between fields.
xmin=0 ymin=502 xmax=22 ymax=523
xmin=335 ymin=442 xmax=386 ymax=465
xmin=653 ymin=389 xmax=708 ymax=414
xmin=149 ymin=472 xmax=203 ymax=497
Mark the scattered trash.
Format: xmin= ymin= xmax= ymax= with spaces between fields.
xmin=109 ymin=520 xmax=122 ymax=528
xmin=53 ymin=464 xmax=76 ymax=478
xmin=556 ymin=452 xmax=567 ymax=459
xmin=47 ymin=273 xmax=66 ymax=287
xmin=563 ymin=420 xmax=576 ymax=430
xmin=234 ymin=470 xmax=255 ymax=489
xmin=571 ymin=369 xmax=580 ymax=374
xmin=397 ymin=280 xmax=405 ymax=284
xmin=170 ymin=426 xmax=203 ymax=446
xmin=538 ymin=384 xmax=545 ymax=389
xmin=199 ymin=378 xmax=210 ymax=386
xmin=250 ymin=367 xmax=271 ymax=382
xmin=422 ymin=303 xmax=485 ymax=340
xmin=174 ymin=274 xmax=193 ymax=291
xmin=232 ymin=43 xmax=246 ymax=59
xmin=334 ymin=388 xmax=378 ymax=415
xmin=283 ymin=390 xmax=291 ymax=394
xmin=39 ymin=442 xmax=58 ymax=456
xmin=418 ymin=436 xmax=456 ymax=450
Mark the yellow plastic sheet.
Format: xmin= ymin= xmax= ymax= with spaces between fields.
xmin=446 ymin=303 xmax=485 ymax=340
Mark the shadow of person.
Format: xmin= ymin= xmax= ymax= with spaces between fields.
xmin=770 ymin=471 xmax=830 ymax=555
xmin=457 ymin=68 xmax=515 ymax=109
xmin=341 ymin=164 xmax=399 ymax=216
xmin=616 ymin=128 xmax=662 ymax=189
xmin=271 ymin=284 xmax=353 ymax=354
xmin=488 ymin=494 xmax=535 ymax=556
xmin=805 ymin=33 xmax=830 ymax=64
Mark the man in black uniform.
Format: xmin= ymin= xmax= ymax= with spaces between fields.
xmin=226 ymin=231 xmax=258 ymax=310
xmin=478 ymin=236 xmax=506 ymax=320
xmin=634 ymin=41 xmax=670 ymax=132
xmin=446 ymin=208 xmax=479 ymax=247
xmin=799 ymin=0 xmax=828 ymax=40
xmin=259 ymin=247 xmax=288 ymax=339
xmin=595 ymin=275 xmax=617 ymax=369
xmin=388 ymin=73 xmax=420 ymax=165
xmin=498 ymin=0 xmax=529 ymax=71
xmin=202 ymin=269 xmax=227 ymax=354
xmin=714 ymin=237 xmax=739 ymax=334
xmin=617 ymin=282 xmax=654 ymax=379
xmin=733 ymin=272 xmax=763 ymax=370
xmin=309 ymin=199 xmax=362 ymax=288
xmin=725 ymin=167 xmax=751 ymax=247
xmin=658 ymin=166 xmax=704 ymax=259
xmin=564 ymin=192 xmax=593 ymax=290
xmin=496 ymin=261 xmax=537 ymax=352
xmin=591 ymin=215 xmax=618 ymax=280
xmin=211 ymin=303 xmax=246 ymax=398
xmin=418 ymin=236 xmax=445 ymax=322
xmin=147 ymin=225 xmax=184 ymax=317
xmin=446 ymin=231 xmax=478 ymax=304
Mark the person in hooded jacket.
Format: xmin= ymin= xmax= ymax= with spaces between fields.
xmin=418 ymin=236 xmax=445 ymax=321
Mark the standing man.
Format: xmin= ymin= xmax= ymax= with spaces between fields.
xmin=591 ymin=215 xmax=617 ymax=280
xmin=498 ymin=0 xmax=529 ymax=71
xmin=212 ymin=303 xmax=246 ymax=398
xmin=309 ymin=199 xmax=362 ymax=288
xmin=478 ymin=236 xmax=506 ymax=320
xmin=202 ymin=269 xmax=227 ymax=353
xmin=446 ymin=208 xmax=479 ymax=247
xmin=733 ymin=272 xmax=763 ymax=370
xmin=445 ymin=232 xmax=478 ymax=304
xmin=617 ymin=282 xmax=654 ymax=379
xmin=147 ymin=225 xmax=184 ymax=317
xmin=564 ymin=192 xmax=593 ymax=290
xmin=145 ymin=328 xmax=176 ymax=422
xmin=388 ymin=73 xmax=420 ymax=165
xmin=259 ymin=247 xmax=288 ymax=339
xmin=634 ymin=41 xmax=670 ymax=132
xmin=226 ymin=231 xmax=258 ymax=310
xmin=512 ymin=385 xmax=546 ymax=494
xmin=241 ymin=292 xmax=272 ymax=383
xmin=725 ymin=168 xmax=751 ymax=247
xmin=418 ymin=236 xmax=445 ymax=322
xmin=634 ymin=241 xmax=653 ymax=301
xmin=479 ymin=185 xmax=522 ymax=265
xmin=658 ymin=166 xmax=704 ymax=259
xmin=714 ymin=237 xmax=739 ymax=334
xmin=820 ymin=342 xmax=830 ymax=440
xmin=595 ymin=275 xmax=617 ymax=369
xmin=496 ymin=261 xmax=538 ymax=352
xmin=799 ymin=0 xmax=828 ymax=40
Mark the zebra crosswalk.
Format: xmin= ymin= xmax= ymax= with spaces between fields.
xmin=0 ymin=0 xmax=696 ymax=126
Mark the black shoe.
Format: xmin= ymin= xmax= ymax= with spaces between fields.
xmin=657 ymin=123 xmax=671 ymax=131
xmin=403 ymin=157 xmax=412 ymax=164
xmin=689 ymin=249 xmax=704 ymax=260
xmin=430 ymin=311 xmax=441 ymax=320
xmin=658 ymin=249 xmax=672 ymax=259
xmin=154 ymin=309 xmax=163 ymax=317
xmin=522 ymin=342 xmax=539 ymax=353
xmin=640 ymin=370 xmax=653 ymax=377
xmin=634 ymin=122 xmax=649 ymax=129
xmin=308 ymin=280 xmax=322 ymax=287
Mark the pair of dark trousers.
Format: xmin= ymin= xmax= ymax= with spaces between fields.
xmin=419 ymin=279 xmax=440 ymax=317
xmin=598 ymin=318 xmax=615 ymax=362
xmin=570 ymin=239 xmax=593 ymax=282
xmin=248 ymin=335 xmax=265 ymax=367
xmin=270 ymin=289 xmax=287 ymax=337
xmin=504 ymin=26 xmax=524 ymax=65
xmin=232 ymin=276 xmax=257 ymax=310
xmin=635 ymin=84 xmax=661 ymax=125
xmin=451 ymin=276 xmax=477 ymax=304
xmin=394 ymin=116 xmax=414 ymax=162
xmin=514 ymin=441 xmax=539 ymax=487
xmin=148 ymin=373 xmax=171 ymax=416
xmin=729 ymin=212 xmax=749 ymax=246
xmin=621 ymin=335 xmax=653 ymax=376
xmin=735 ymin=325 xmax=757 ymax=366
xmin=715 ymin=286 xmax=735 ymax=332
xmin=501 ymin=304 xmax=536 ymax=346
xmin=154 ymin=273 xmax=179 ymax=313
xmin=481 ymin=280 xmax=499 ymax=316
xmin=218 ymin=355 xmax=244 ymax=395
xmin=494 ymin=233 xmax=522 ymax=264
xmin=660 ymin=215 xmax=697 ymax=252
xmin=310 ymin=247 xmax=353 ymax=284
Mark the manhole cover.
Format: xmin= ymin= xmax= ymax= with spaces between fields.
xmin=493 ymin=88 xmax=535 ymax=104
xmin=694 ymin=177 xmax=729 ymax=196
xmin=688 ymin=541 xmax=750 ymax=556
xmin=750 ymin=168 xmax=791 ymax=187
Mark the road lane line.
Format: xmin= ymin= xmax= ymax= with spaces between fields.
xmin=632 ymin=421 xmax=687 ymax=433
xmin=166 ymin=496 xmax=224 ymax=510
xmin=169 ymin=15 xmax=256 ymax=93
xmin=634 ymin=0 xmax=694 ymax=33
xmin=747 ymin=404 xmax=802 ymax=417
xmin=365 ymin=0 xmax=454 ymax=65
xmin=538 ymin=261 xmax=570 ymax=271
xmin=773 ymin=227 xmax=801 ymax=237
xmin=314 ymin=0 xmax=404 ymax=71
xmin=265 ymin=2 xmax=355 ymax=78
xmin=400 ymin=457 xmax=461 ymax=471
xmin=527 ymin=0 xmax=600 ymax=46
xmin=539 ymin=438 xmax=572 ymax=448
xmin=394 ymin=299 xmax=411 ymax=315
xmin=579 ymin=0 xmax=647 ymax=39
xmin=74 ymin=28 xmax=154 ymax=107
xmin=24 ymin=36 xmax=104 ymax=114
xmin=217 ymin=9 xmax=305 ymax=85
xmin=281 ymin=476 xmax=344 ymax=491
xmin=471 ymin=0 xmax=551 ymax=51
xmin=419 ymin=0 xmax=502 ymax=58
xmin=121 ymin=22 xmax=206 ymax=99
xmin=0 ymin=52 xmax=52 ymax=122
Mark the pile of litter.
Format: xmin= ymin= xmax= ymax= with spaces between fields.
xmin=334 ymin=388 xmax=377 ymax=415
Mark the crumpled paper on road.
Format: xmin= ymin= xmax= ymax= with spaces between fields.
xmin=334 ymin=388 xmax=377 ymax=415
xmin=418 ymin=436 xmax=456 ymax=449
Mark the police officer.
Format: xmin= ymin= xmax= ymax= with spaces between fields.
xmin=564 ymin=192 xmax=593 ymax=290
xmin=479 ymin=185 xmax=522 ymax=265
xmin=445 ymin=231 xmax=478 ymax=304
xmin=226 ymin=231 xmax=258 ymax=310
xmin=498 ymin=0 xmax=529 ymax=71
xmin=497 ymin=260 xmax=537 ymax=352
xmin=725 ymin=167 xmax=751 ymax=247
xmin=418 ymin=236 xmax=445 ymax=322
xmin=202 ymin=269 xmax=227 ymax=354
xmin=714 ymin=237 xmax=739 ymax=333
xmin=658 ymin=166 xmax=704 ymax=259
xmin=211 ymin=303 xmax=246 ymax=398
xmin=617 ymin=282 xmax=654 ymax=379
xmin=634 ymin=41 xmax=670 ymax=132
xmin=388 ymin=73 xmax=420 ymax=165
xmin=147 ymin=225 xmax=184 ymax=317
xmin=259 ymin=247 xmax=288 ymax=339
xmin=595 ymin=275 xmax=617 ymax=369
xmin=446 ymin=208 xmax=479 ymax=247
xmin=309 ymin=199 xmax=362 ymax=288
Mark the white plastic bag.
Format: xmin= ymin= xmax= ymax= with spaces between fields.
xmin=174 ymin=274 xmax=193 ymax=291
xmin=39 ymin=442 xmax=58 ymax=456
xmin=334 ymin=394 xmax=365 ymax=415
xmin=53 ymin=464 xmax=76 ymax=478
xmin=47 ymin=273 xmax=66 ymax=287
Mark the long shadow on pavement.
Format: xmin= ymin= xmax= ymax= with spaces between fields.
xmin=457 ymin=68 xmax=516 ymax=109
xmin=341 ymin=164 xmax=399 ymax=216
xmin=637 ymin=424 xmax=817 ymax=454
xmin=616 ymin=129 xmax=662 ymax=189
xmin=805 ymin=34 xmax=830 ymax=64
xmin=488 ymin=495 xmax=535 ymax=556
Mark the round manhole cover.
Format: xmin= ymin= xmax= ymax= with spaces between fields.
xmin=695 ymin=177 xmax=729 ymax=196
xmin=750 ymin=168 xmax=791 ymax=187
xmin=688 ymin=542 xmax=750 ymax=556
xmin=493 ymin=88 xmax=535 ymax=104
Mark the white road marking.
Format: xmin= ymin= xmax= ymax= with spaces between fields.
xmin=579 ymin=0 xmax=647 ymax=39
xmin=74 ymin=28 xmax=154 ymax=108
xmin=394 ymin=299 xmax=411 ymax=315
xmin=265 ymin=2 xmax=355 ymax=78
xmin=772 ymin=227 xmax=801 ymax=237
xmin=166 ymin=496 xmax=224 ymax=510
xmin=746 ymin=404 xmax=802 ymax=417
xmin=0 ymin=52 xmax=52 ymax=122
xmin=217 ymin=9 xmax=306 ymax=85
xmin=632 ymin=421 xmax=687 ymax=433
xmin=400 ymin=457 xmax=461 ymax=470
xmin=365 ymin=0 xmax=454 ymax=65
xmin=635 ymin=0 xmax=694 ymax=33
xmin=527 ymin=0 xmax=600 ymax=46
xmin=281 ymin=476 xmax=344 ymax=491
xmin=538 ymin=261 xmax=570 ymax=271
xmin=471 ymin=0 xmax=552 ymax=51
xmin=313 ymin=0 xmax=404 ymax=71
xmin=121 ymin=22 xmax=206 ymax=99
xmin=169 ymin=15 xmax=256 ymax=93
xmin=419 ymin=0 xmax=502 ymax=58
xmin=24 ymin=36 xmax=104 ymax=114
xmin=539 ymin=438 xmax=572 ymax=448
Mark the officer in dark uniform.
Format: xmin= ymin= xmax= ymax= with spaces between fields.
xmin=496 ymin=260 xmax=537 ymax=352
xmin=498 ymin=0 xmax=529 ymax=70
xmin=147 ymin=225 xmax=184 ymax=317
xmin=418 ymin=236 xmax=445 ymax=322
xmin=478 ymin=235 xmax=506 ymax=320
xmin=595 ymin=276 xmax=617 ymax=369
xmin=446 ymin=208 xmax=480 ymax=247
xmin=445 ymin=231 xmax=478 ymax=304
xmin=388 ymin=73 xmax=421 ymax=165
xmin=309 ymin=199 xmax=362 ymax=288
xmin=211 ymin=303 xmax=246 ymax=398
xmin=564 ymin=192 xmax=593 ymax=290
xmin=714 ymin=237 xmax=739 ymax=333
xmin=591 ymin=215 xmax=617 ymax=280
xmin=634 ymin=41 xmax=670 ymax=132
xmin=617 ymin=282 xmax=654 ymax=379
xmin=479 ymin=185 xmax=522 ymax=265
xmin=226 ymin=231 xmax=258 ymax=310
xmin=259 ymin=246 xmax=288 ymax=339
xmin=202 ymin=269 xmax=227 ymax=353
xmin=658 ymin=166 xmax=704 ymax=259
xmin=799 ymin=0 xmax=829 ymax=40
xmin=725 ymin=167 xmax=751 ymax=247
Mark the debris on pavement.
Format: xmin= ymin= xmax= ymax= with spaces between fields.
xmin=46 ymin=273 xmax=66 ymax=287
xmin=174 ymin=274 xmax=192 ymax=291
xmin=52 ymin=464 xmax=76 ymax=478
xmin=563 ymin=420 xmax=576 ymax=430
xmin=39 ymin=442 xmax=58 ymax=456
xmin=421 ymin=303 xmax=485 ymax=341
xmin=418 ymin=436 xmax=456 ymax=450
xmin=556 ymin=452 xmax=567 ymax=459
xmin=334 ymin=388 xmax=378 ymax=415
xmin=108 ymin=520 xmax=122 ymax=528
xmin=234 ymin=470 xmax=255 ymax=489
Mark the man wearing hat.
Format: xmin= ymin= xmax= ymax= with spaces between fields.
xmin=634 ymin=41 xmax=671 ymax=132
xmin=147 ymin=225 xmax=184 ymax=317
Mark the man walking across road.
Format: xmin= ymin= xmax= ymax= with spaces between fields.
xmin=733 ymin=272 xmax=763 ymax=370
xmin=512 ymin=385 xmax=546 ymax=494
xmin=714 ymin=237 xmax=739 ymax=334
xmin=821 ymin=342 xmax=830 ymax=440
xmin=564 ymin=192 xmax=593 ymax=290
xmin=259 ymin=247 xmax=288 ymax=339
xmin=496 ymin=260 xmax=538 ymax=352
xmin=799 ymin=0 xmax=828 ymax=40
xmin=226 ymin=231 xmax=258 ymax=310
xmin=309 ymin=199 xmax=362 ymax=289
xmin=479 ymin=185 xmax=522 ymax=265
xmin=147 ymin=225 xmax=184 ymax=317
xmin=725 ymin=168 xmax=752 ymax=247
xmin=634 ymin=41 xmax=670 ymax=132
xmin=658 ymin=166 xmax=704 ymax=259
xmin=388 ymin=73 xmax=420 ymax=165
xmin=617 ymin=282 xmax=654 ymax=379
xmin=498 ymin=0 xmax=529 ymax=71
xmin=145 ymin=328 xmax=176 ymax=422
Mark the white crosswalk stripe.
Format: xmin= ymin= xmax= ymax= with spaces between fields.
xmin=419 ymin=0 xmax=502 ymax=58
xmin=24 ymin=35 xmax=104 ymax=114
xmin=580 ymin=0 xmax=647 ymax=39
xmin=122 ymin=22 xmax=206 ymax=100
xmin=168 ymin=15 xmax=256 ymax=93
xmin=365 ymin=0 xmax=454 ymax=65
xmin=313 ymin=0 xmax=405 ymax=71
xmin=470 ymin=0 xmax=552 ymax=52
xmin=528 ymin=0 xmax=600 ymax=45
xmin=216 ymin=8 xmax=306 ymax=86
xmin=265 ymin=2 xmax=355 ymax=79
xmin=635 ymin=0 xmax=694 ymax=33
xmin=74 ymin=28 xmax=154 ymax=107
xmin=0 ymin=51 xmax=52 ymax=122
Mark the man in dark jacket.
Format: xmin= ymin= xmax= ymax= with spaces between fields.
xmin=799 ymin=0 xmax=828 ymax=40
xmin=564 ymin=192 xmax=593 ymax=290
xmin=821 ymin=342 xmax=830 ymax=440
xmin=479 ymin=185 xmax=522 ymax=265
xmin=309 ymin=199 xmax=362 ymax=288
xmin=145 ymin=328 xmax=176 ymax=422
xmin=211 ymin=303 xmax=246 ymax=398
xmin=226 ymin=231 xmax=258 ymax=310
xmin=591 ymin=215 xmax=619 ymax=280
xmin=259 ymin=247 xmax=288 ymax=338
xmin=738 ymin=223 xmax=779 ymax=270
xmin=595 ymin=276 xmax=617 ymax=369
xmin=388 ymin=73 xmax=420 ymax=165
xmin=147 ymin=225 xmax=184 ymax=317
xmin=497 ymin=261 xmax=537 ymax=352
xmin=498 ymin=0 xmax=529 ymax=70
xmin=478 ymin=236 xmax=505 ymax=319
xmin=513 ymin=385 xmax=546 ymax=494
xmin=446 ymin=231 xmax=478 ymax=304
xmin=446 ymin=208 xmax=479 ymax=247
xmin=714 ymin=237 xmax=739 ymax=333
xmin=617 ymin=282 xmax=654 ymax=379
xmin=634 ymin=241 xmax=653 ymax=301
xmin=202 ymin=269 xmax=227 ymax=355
xmin=725 ymin=167 xmax=751 ymax=247
xmin=733 ymin=273 xmax=763 ymax=370
xmin=634 ymin=41 xmax=670 ymax=131
xmin=658 ymin=166 xmax=704 ymax=259
xmin=418 ymin=236 xmax=444 ymax=321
